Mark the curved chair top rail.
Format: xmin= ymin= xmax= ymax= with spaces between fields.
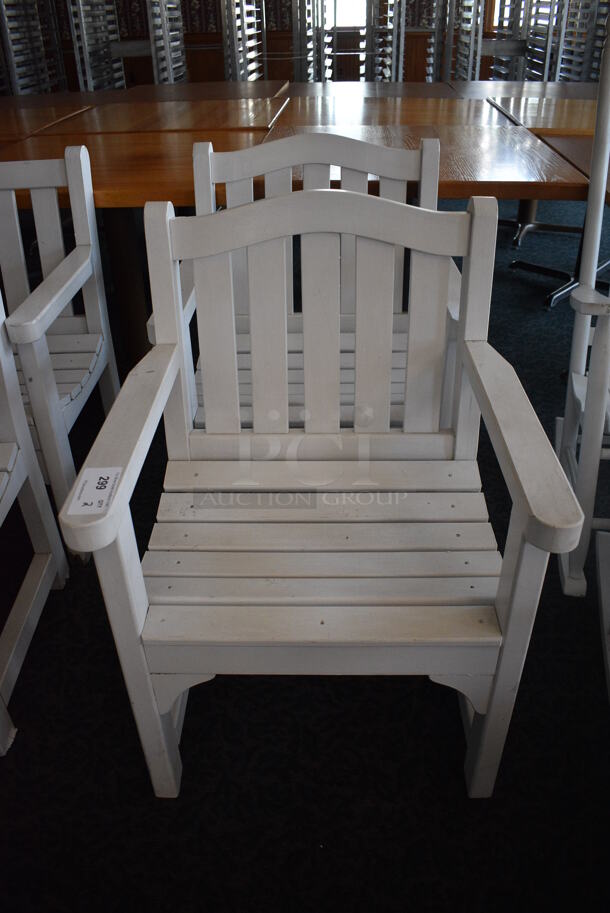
xmin=197 ymin=134 xmax=440 ymax=184
xmin=168 ymin=189 xmax=475 ymax=263
xmin=0 ymin=146 xmax=90 ymax=191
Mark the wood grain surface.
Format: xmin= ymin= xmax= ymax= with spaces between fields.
xmin=274 ymin=97 xmax=512 ymax=128
xmin=264 ymin=124 xmax=588 ymax=200
xmin=38 ymin=98 xmax=289 ymax=134
xmin=0 ymin=101 xmax=91 ymax=142
xmin=490 ymin=97 xmax=598 ymax=136
xmin=0 ymin=130 xmax=267 ymax=207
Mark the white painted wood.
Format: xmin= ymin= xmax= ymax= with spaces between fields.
xmin=148 ymin=521 xmax=496 ymax=553
xmin=0 ymin=291 xmax=68 ymax=752
xmin=303 ymin=163 xmax=330 ymax=190
xmin=145 ymin=575 xmax=499 ymax=606
xmin=464 ymin=507 xmax=549 ymax=798
xmin=143 ymin=602 xmax=501 ymax=648
xmin=404 ymin=253 xmax=450 ymax=432
xmin=170 ymin=192 xmax=471 ymax=263
xmin=339 ymin=167 xmax=367 ymax=315
xmin=145 ymin=641 xmax=501 ymax=678
xmin=247 ymin=239 xmax=289 ymax=433
xmin=194 ymin=252 xmax=241 ymax=433
xmin=0 ymin=158 xmax=67 ymax=190
xmin=163 ymin=459 xmax=482 ymax=492
xmin=155 ymin=490 xmax=489 ymax=523
xmin=0 ymin=190 xmax=29 ymax=312
xmin=354 ymin=237 xmax=395 ymax=433
xmin=144 ymin=201 xmax=196 ymax=458
xmin=142 ymin=549 xmax=503 ymax=579
xmin=30 ymin=188 xmax=66 ymax=277
xmin=17 ymin=336 xmax=75 ymax=508
xmin=210 ymin=134 xmax=426 ymax=184
xmin=66 ymin=183 xmax=570 ymax=798
xmin=5 ymin=248 xmax=93 ymax=344
xmin=464 ymin=341 xmax=583 ymax=554
xmin=301 ymin=233 xmax=341 ymax=433
xmin=187 ymin=430 xmax=454 ymax=461
xmin=59 ymin=344 xmax=179 ymax=553
xmin=94 ymin=515 xmax=182 ymax=798
xmin=264 ymin=166 xmax=294 ymax=314
xmin=429 ymin=673 xmax=493 ymax=715
xmin=0 ymin=147 xmax=119 ymax=508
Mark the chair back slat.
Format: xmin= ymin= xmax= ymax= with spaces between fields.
xmin=339 ymin=168 xmax=368 ymax=315
xmin=264 ymin=167 xmax=294 ymax=315
xmin=247 ymin=238 xmax=289 ymax=433
xmin=225 ymin=177 xmax=253 ymax=317
xmin=0 ymin=191 xmax=29 ymax=312
xmin=30 ymin=187 xmax=72 ymax=317
xmin=194 ymin=252 xmax=240 ymax=433
xmin=354 ymin=237 xmax=396 ymax=432
xmin=301 ymin=232 xmax=341 ymax=432
xmin=30 ymin=188 xmax=66 ymax=278
xmin=303 ymin=163 xmax=331 ymax=189
xmin=403 ymin=251 xmax=450 ymax=432
xmin=379 ymin=176 xmax=407 ymax=314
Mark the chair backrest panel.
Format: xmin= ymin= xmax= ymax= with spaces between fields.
xmin=148 ymin=188 xmax=490 ymax=453
xmin=194 ymin=134 xmax=440 ymax=318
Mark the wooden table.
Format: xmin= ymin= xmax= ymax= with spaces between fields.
xmin=543 ymin=135 xmax=610 ymax=204
xmin=38 ymin=98 xmax=289 ymax=135
xmin=265 ymin=124 xmax=588 ymax=200
xmin=273 ymin=97 xmax=511 ymax=128
xmin=279 ymin=81 xmax=457 ymax=97
xmin=0 ymin=129 xmax=267 ymax=206
xmin=127 ymin=80 xmax=289 ymax=101
xmin=489 ymin=97 xmax=598 ymax=136
xmin=0 ymin=99 xmax=91 ymax=142
xmin=449 ymin=80 xmax=600 ymax=100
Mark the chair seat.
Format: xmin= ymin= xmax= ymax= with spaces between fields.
xmin=194 ymin=313 xmax=410 ymax=429
xmin=15 ymin=321 xmax=103 ymax=413
xmin=141 ymin=461 xmax=503 ymax=674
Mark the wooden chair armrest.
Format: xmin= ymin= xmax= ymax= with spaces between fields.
xmin=59 ymin=344 xmax=179 ymax=552
xmin=464 ymin=341 xmax=583 ymax=553
xmin=5 ymin=247 xmax=93 ymax=344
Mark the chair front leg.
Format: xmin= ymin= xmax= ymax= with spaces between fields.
xmin=18 ymin=336 xmax=75 ymax=509
xmin=93 ymin=512 xmax=182 ymax=798
xmin=464 ymin=504 xmax=549 ymax=798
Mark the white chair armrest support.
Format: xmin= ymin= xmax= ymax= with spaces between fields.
xmin=146 ymin=260 xmax=196 ymax=345
xmin=464 ymin=340 xmax=583 ymax=554
xmin=570 ymin=284 xmax=610 ymax=316
xmin=5 ymin=247 xmax=93 ymax=344
xmin=59 ymin=344 xmax=179 ymax=552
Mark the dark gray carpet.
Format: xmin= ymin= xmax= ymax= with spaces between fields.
xmin=1 ymin=199 xmax=609 ymax=912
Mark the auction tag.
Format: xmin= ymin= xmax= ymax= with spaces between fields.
xmin=68 ymin=468 xmax=122 ymax=516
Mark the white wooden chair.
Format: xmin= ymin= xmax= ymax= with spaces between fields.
xmin=555 ymin=30 xmax=610 ymax=598
xmin=146 ymin=134 xmax=461 ymax=428
xmin=0 ymin=146 xmax=120 ymax=510
xmin=59 ymin=189 xmax=583 ymax=799
xmin=0 ymin=291 xmax=68 ymax=754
